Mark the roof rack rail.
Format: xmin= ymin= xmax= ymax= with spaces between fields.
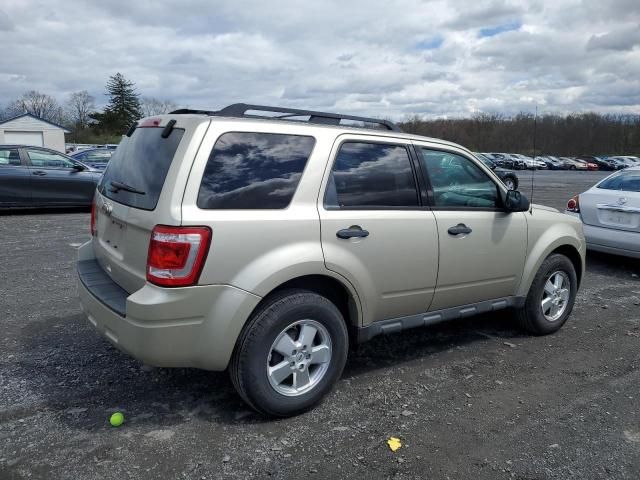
xmin=169 ymin=103 xmax=402 ymax=132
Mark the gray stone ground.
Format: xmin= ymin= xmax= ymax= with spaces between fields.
xmin=1 ymin=170 xmax=639 ymax=479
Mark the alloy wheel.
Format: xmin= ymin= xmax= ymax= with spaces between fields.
xmin=541 ymin=271 xmax=570 ymax=321
xmin=267 ymin=319 xmax=332 ymax=396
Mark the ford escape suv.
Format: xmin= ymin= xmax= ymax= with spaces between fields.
xmin=77 ymin=104 xmax=585 ymax=416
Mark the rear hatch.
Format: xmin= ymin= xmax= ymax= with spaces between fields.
xmin=93 ymin=116 xmax=210 ymax=293
xmin=580 ymin=170 xmax=640 ymax=233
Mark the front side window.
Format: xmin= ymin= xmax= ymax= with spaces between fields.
xmin=197 ymin=132 xmax=315 ymax=210
xmin=0 ymin=148 xmax=21 ymax=166
xmin=420 ymin=149 xmax=499 ymax=208
xmin=325 ymin=142 xmax=419 ymax=208
xmin=27 ymin=149 xmax=75 ymax=169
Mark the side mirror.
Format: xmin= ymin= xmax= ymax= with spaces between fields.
xmin=72 ymin=163 xmax=86 ymax=171
xmin=504 ymin=189 xmax=530 ymax=212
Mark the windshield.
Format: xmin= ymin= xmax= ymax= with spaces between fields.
xmin=98 ymin=127 xmax=184 ymax=210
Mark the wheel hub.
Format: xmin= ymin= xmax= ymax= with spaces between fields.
xmin=541 ymin=270 xmax=570 ymax=322
xmin=267 ymin=319 xmax=332 ymax=396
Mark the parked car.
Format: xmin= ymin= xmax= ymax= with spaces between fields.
xmin=566 ymin=166 xmax=640 ymax=258
xmin=560 ymin=157 xmax=588 ymax=170
xmin=608 ymin=156 xmax=638 ymax=168
xmin=0 ymin=145 xmax=101 ymax=208
xmin=613 ymin=156 xmax=640 ymax=166
xmin=540 ymin=156 xmax=568 ymax=170
xmin=511 ymin=154 xmax=547 ymax=170
xmin=579 ymin=155 xmax=617 ymax=171
xmin=474 ymin=153 xmax=519 ymax=190
xmin=77 ymin=104 xmax=585 ymax=416
xmin=487 ymin=153 xmax=523 ymax=169
xmin=70 ymin=148 xmax=114 ymax=170
xmin=571 ymin=158 xmax=599 ymax=171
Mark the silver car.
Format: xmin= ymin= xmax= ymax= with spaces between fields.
xmin=566 ymin=166 xmax=640 ymax=258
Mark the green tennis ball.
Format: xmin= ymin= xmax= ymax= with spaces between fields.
xmin=110 ymin=412 xmax=124 ymax=427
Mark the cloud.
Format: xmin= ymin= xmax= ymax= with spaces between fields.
xmin=587 ymin=25 xmax=640 ymax=51
xmin=0 ymin=8 xmax=14 ymax=31
xmin=0 ymin=0 xmax=638 ymax=119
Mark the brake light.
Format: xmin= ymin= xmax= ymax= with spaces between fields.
xmin=146 ymin=225 xmax=211 ymax=287
xmin=567 ymin=195 xmax=580 ymax=213
xmin=140 ymin=118 xmax=161 ymax=127
xmin=90 ymin=199 xmax=97 ymax=236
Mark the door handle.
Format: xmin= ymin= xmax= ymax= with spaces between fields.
xmin=336 ymin=225 xmax=369 ymax=239
xmin=32 ymin=170 xmax=47 ymax=176
xmin=448 ymin=223 xmax=472 ymax=236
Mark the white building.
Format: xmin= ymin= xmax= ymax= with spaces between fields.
xmin=0 ymin=113 xmax=70 ymax=152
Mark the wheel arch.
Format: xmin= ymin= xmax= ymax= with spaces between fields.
xmin=517 ymin=235 xmax=585 ymax=297
xmin=257 ymin=274 xmax=362 ymax=330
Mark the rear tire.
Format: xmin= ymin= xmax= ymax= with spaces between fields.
xmin=230 ymin=289 xmax=349 ymax=417
xmin=515 ymin=254 xmax=577 ymax=335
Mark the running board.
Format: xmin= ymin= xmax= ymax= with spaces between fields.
xmin=356 ymin=296 xmax=526 ymax=343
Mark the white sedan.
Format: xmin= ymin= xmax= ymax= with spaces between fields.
xmin=566 ymin=166 xmax=640 ymax=258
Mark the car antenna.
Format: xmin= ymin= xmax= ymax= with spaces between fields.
xmin=529 ymin=105 xmax=537 ymax=214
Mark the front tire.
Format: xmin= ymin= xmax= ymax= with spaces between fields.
xmin=515 ymin=254 xmax=577 ymax=335
xmin=230 ymin=289 xmax=349 ymax=417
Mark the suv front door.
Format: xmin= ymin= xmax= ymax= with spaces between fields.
xmin=416 ymin=146 xmax=527 ymax=310
xmin=319 ymin=136 xmax=439 ymax=325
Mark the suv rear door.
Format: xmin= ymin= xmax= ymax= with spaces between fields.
xmin=415 ymin=145 xmax=527 ymax=310
xmin=93 ymin=116 xmax=210 ymax=293
xmin=319 ymin=135 xmax=439 ymax=324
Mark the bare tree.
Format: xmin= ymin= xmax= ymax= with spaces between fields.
xmin=141 ymin=97 xmax=178 ymax=117
xmin=66 ymin=90 xmax=95 ymax=130
xmin=6 ymin=90 xmax=64 ymax=124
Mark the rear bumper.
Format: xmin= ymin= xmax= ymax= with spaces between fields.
xmin=582 ymin=223 xmax=640 ymax=258
xmin=77 ymin=241 xmax=261 ymax=370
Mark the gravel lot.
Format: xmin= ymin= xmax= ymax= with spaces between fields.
xmin=1 ymin=170 xmax=639 ymax=479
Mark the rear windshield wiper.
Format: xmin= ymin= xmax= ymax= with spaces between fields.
xmin=109 ymin=180 xmax=146 ymax=195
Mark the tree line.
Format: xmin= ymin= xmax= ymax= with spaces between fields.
xmin=2 ymin=76 xmax=639 ymax=155
xmin=400 ymin=112 xmax=640 ymax=156
xmin=0 ymin=73 xmax=177 ymax=144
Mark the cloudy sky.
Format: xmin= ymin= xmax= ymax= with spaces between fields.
xmin=0 ymin=0 xmax=639 ymax=119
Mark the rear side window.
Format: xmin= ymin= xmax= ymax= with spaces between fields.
xmin=325 ymin=142 xmax=419 ymax=208
xmin=598 ymin=171 xmax=640 ymax=192
xmin=0 ymin=148 xmax=21 ymax=166
xmin=197 ymin=132 xmax=315 ymax=209
xmin=99 ymin=127 xmax=184 ymax=210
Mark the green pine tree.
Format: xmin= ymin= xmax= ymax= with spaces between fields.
xmin=102 ymin=73 xmax=142 ymax=133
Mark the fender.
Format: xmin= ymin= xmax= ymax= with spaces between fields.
xmin=516 ymin=217 xmax=585 ymax=297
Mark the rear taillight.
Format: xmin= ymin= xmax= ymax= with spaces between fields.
xmin=146 ymin=225 xmax=211 ymax=287
xmin=567 ymin=195 xmax=580 ymax=213
xmin=90 ymin=199 xmax=97 ymax=236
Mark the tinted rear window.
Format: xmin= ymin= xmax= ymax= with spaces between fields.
xmin=197 ymin=132 xmax=315 ymax=209
xmin=598 ymin=171 xmax=640 ymax=192
xmin=99 ymin=127 xmax=184 ymax=210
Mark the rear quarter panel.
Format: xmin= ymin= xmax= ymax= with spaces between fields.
xmin=180 ymin=119 xmax=363 ymax=322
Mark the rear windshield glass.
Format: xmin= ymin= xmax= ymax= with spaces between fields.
xmin=597 ymin=171 xmax=640 ymax=192
xmin=98 ymin=127 xmax=184 ymax=210
xmin=197 ymin=132 xmax=315 ymax=209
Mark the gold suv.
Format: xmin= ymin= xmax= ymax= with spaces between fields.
xmin=77 ymin=104 xmax=585 ymax=416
